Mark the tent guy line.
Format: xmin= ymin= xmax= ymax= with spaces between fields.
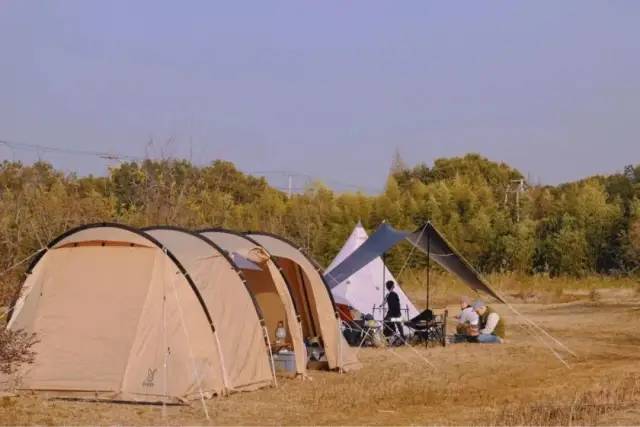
xmin=167 ymin=251 xmax=211 ymax=419
xmin=395 ymin=223 xmax=427 ymax=281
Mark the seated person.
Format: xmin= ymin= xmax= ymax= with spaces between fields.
xmin=383 ymin=280 xmax=405 ymax=344
xmin=472 ymin=300 xmax=505 ymax=344
xmin=453 ymin=296 xmax=479 ymax=343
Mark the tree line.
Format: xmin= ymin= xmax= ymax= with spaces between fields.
xmin=0 ymin=154 xmax=638 ymax=305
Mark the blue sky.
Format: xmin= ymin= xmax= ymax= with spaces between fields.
xmin=1 ymin=1 xmax=639 ymax=191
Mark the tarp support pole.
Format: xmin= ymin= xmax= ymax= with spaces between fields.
xmin=426 ymin=232 xmax=431 ymax=312
xmin=382 ymin=251 xmax=386 ymax=318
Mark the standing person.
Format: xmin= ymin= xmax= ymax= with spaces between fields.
xmin=472 ymin=301 xmax=505 ymax=344
xmin=453 ymin=296 xmax=479 ymax=343
xmin=383 ymin=280 xmax=405 ymax=344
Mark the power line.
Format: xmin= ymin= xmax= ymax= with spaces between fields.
xmin=0 ymin=139 xmax=145 ymax=162
xmin=250 ymin=170 xmax=382 ymax=193
xmin=0 ymin=138 xmax=383 ymax=194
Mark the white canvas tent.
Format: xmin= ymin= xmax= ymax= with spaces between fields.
xmin=325 ymin=222 xmax=419 ymax=321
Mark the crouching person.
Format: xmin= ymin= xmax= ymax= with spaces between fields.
xmin=472 ymin=301 xmax=505 ymax=344
xmin=453 ymin=296 xmax=479 ymax=343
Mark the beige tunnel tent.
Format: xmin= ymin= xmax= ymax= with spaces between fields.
xmin=143 ymin=227 xmax=275 ymax=391
xmin=199 ymin=229 xmax=307 ymax=376
xmin=6 ymin=223 xmax=275 ymax=404
xmin=247 ymin=233 xmax=360 ymax=372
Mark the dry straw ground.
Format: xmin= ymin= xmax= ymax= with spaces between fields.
xmin=1 ymin=285 xmax=639 ymax=426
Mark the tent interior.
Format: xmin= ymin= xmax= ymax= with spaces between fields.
xmin=269 ymin=256 xmax=321 ymax=340
xmin=199 ymin=230 xmax=306 ymax=375
xmin=248 ymin=233 xmax=361 ymax=372
xmin=241 ymin=266 xmax=292 ymax=343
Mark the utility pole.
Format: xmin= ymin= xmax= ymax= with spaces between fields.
xmin=505 ymin=179 xmax=526 ymax=222
xmin=288 ymin=175 xmax=293 ymax=199
xmin=514 ymin=178 xmax=524 ymax=222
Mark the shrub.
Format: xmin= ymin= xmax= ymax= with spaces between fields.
xmin=0 ymin=329 xmax=37 ymax=375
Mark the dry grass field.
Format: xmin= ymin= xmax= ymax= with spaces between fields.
xmin=1 ymin=284 xmax=639 ymax=426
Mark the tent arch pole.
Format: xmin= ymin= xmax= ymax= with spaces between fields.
xmin=246 ymin=231 xmax=363 ymax=373
xmin=165 ymin=246 xmax=211 ymax=417
xmin=199 ymin=228 xmax=307 ymax=377
xmin=198 ymin=228 xmax=304 ymax=320
xmin=146 ymin=225 xmax=285 ymax=392
xmin=162 ymin=252 xmax=169 ymax=415
xmin=245 ymin=231 xmax=341 ymax=318
xmin=144 ymin=225 xmax=268 ymax=325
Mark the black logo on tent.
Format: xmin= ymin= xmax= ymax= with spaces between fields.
xmin=142 ymin=368 xmax=157 ymax=387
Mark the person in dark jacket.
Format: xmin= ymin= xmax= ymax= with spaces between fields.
xmin=383 ymin=280 xmax=404 ymax=343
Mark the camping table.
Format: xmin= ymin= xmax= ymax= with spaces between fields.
xmin=406 ymin=311 xmax=447 ymax=347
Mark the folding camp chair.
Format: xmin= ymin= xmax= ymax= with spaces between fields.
xmin=404 ymin=309 xmax=448 ymax=347
xmin=342 ymin=317 xmax=384 ymax=347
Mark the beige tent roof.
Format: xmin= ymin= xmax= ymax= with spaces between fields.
xmin=144 ymin=227 xmax=274 ymax=392
xmin=247 ymin=233 xmax=360 ymax=372
xmin=200 ymin=230 xmax=307 ymax=376
xmin=52 ymin=226 xmax=154 ymax=248
xmin=6 ymin=224 xmax=273 ymax=403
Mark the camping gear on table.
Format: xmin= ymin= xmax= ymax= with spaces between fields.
xmin=325 ymin=221 xmax=507 ymax=349
xmin=404 ymin=309 xmax=448 ymax=347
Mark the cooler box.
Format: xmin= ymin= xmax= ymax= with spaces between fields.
xmin=272 ymin=351 xmax=296 ymax=373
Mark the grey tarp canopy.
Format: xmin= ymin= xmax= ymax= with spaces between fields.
xmin=324 ymin=222 xmax=505 ymax=304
